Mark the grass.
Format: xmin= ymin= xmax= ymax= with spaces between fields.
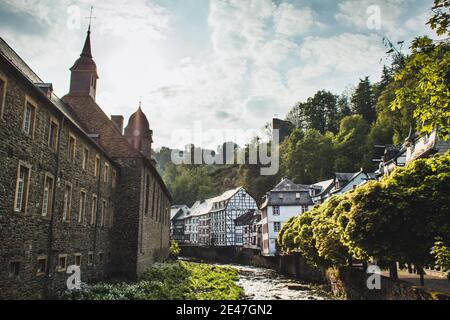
xmin=64 ymin=261 xmax=244 ymax=300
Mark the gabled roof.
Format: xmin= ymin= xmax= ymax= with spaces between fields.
xmin=272 ymin=178 xmax=310 ymax=192
xmin=189 ymin=199 xmax=213 ymax=217
xmin=235 ymin=209 xmax=261 ymax=226
xmin=209 ymin=186 xmax=243 ymax=203
xmin=262 ymin=178 xmax=313 ymax=208
xmin=189 ymin=187 xmax=252 ymax=216
xmin=0 ymin=37 xmax=83 ymax=132
xmin=171 ymin=205 xmax=189 ymax=221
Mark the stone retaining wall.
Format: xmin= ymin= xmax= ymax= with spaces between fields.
xmin=180 ymin=245 xmax=448 ymax=300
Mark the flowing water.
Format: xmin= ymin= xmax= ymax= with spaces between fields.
xmin=214 ymin=263 xmax=333 ymax=300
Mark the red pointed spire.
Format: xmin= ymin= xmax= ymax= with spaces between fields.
xmin=80 ymin=27 xmax=92 ymax=58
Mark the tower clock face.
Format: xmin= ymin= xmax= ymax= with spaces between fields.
xmin=134 ymin=129 xmax=140 ymax=137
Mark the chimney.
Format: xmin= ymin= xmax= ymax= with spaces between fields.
xmin=111 ymin=115 xmax=124 ymax=134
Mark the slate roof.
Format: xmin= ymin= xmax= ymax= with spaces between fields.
xmin=0 ymin=37 xmax=86 ymax=134
xmin=235 ymin=209 xmax=261 ymax=226
xmin=189 ymin=187 xmax=251 ymax=217
xmin=261 ymin=178 xmax=314 ymax=208
xmin=171 ymin=205 xmax=189 ymax=221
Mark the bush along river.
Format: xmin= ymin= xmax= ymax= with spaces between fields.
xmin=63 ymin=259 xmax=333 ymax=300
xmin=206 ymin=262 xmax=333 ymax=300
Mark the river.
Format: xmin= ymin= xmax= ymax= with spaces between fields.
xmin=213 ymin=263 xmax=333 ymax=300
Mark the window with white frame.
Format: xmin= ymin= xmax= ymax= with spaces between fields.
xmin=48 ymin=118 xmax=59 ymax=150
xmin=91 ymin=194 xmax=98 ymax=225
xmin=0 ymin=75 xmax=6 ymax=119
xmin=42 ymin=174 xmax=55 ymax=217
xmin=36 ymin=256 xmax=47 ymax=276
xmin=14 ymin=163 xmax=31 ymax=213
xmin=23 ymin=99 xmax=36 ymax=136
xmin=57 ymin=254 xmax=68 ymax=272
xmin=301 ymin=205 xmax=308 ymax=213
xmin=94 ymin=154 xmax=100 ymax=177
xmin=63 ymin=183 xmax=72 ymax=221
xmin=79 ymin=190 xmax=87 ymax=223
xmin=273 ymin=206 xmax=280 ymax=215
xmin=273 ymin=222 xmax=281 ymax=232
xmin=103 ymin=162 xmax=109 ymax=183
xmin=82 ymin=147 xmax=89 ymax=171
xmin=68 ymin=134 xmax=76 ymax=162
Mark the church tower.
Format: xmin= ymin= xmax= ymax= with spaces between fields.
xmin=69 ymin=25 xmax=98 ymax=100
xmin=124 ymin=104 xmax=153 ymax=158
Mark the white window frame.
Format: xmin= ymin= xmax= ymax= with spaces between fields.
xmin=22 ymin=96 xmax=37 ymax=137
xmin=36 ymin=255 xmax=47 ymax=276
xmin=274 ymin=222 xmax=281 ymax=233
xmin=0 ymin=72 xmax=7 ymax=120
xmin=57 ymin=254 xmax=68 ymax=272
xmin=68 ymin=133 xmax=77 ymax=162
xmin=82 ymin=147 xmax=89 ymax=171
xmin=91 ymin=193 xmax=97 ymax=225
xmin=63 ymin=182 xmax=73 ymax=222
xmin=42 ymin=173 xmax=55 ymax=217
xmin=79 ymin=190 xmax=87 ymax=223
xmin=48 ymin=117 xmax=59 ymax=150
xmin=94 ymin=154 xmax=100 ymax=177
xmin=273 ymin=206 xmax=280 ymax=216
xmin=103 ymin=162 xmax=109 ymax=183
xmin=14 ymin=161 xmax=32 ymax=214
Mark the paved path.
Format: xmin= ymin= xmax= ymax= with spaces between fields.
xmin=383 ymin=270 xmax=450 ymax=294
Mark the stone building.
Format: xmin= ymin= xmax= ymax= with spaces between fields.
xmin=0 ymin=27 xmax=171 ymax=299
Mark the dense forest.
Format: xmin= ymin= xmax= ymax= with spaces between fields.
xmin=155 ymin=0 xmax=450 ymax=207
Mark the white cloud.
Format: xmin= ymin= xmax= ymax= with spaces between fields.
xmin=0 ymin=0 xmax=434 ymax=149
xmin=273 ymin=3 xmax=318 ymax=37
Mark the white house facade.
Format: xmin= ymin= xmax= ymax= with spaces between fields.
xmin=260 ymin=178 xmax=315 ymax=256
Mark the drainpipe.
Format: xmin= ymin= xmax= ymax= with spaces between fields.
xmin=44 ymin=114 xmax=65 ymax=299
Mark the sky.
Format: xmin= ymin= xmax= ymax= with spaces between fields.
xmin=0 ymin=0 xmax=439 ymax=150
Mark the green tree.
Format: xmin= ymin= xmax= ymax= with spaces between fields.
xmin=391 ymin=37 xmax=450 ymax=139
xmin=312 ymin=195 xmax=352 ymax=267
xmin=351 ymin=77 xmax=376 ymax=124
xmin=281 ymin=129 xmax=335 ymax=184
xmin=163 ymin=164 xmax=215 ymax=206
xmin=286 ymin=91 xmax=340 ymax=134
xmin=343 ymin=153 xmax=450 ymax=284
xmin=428 ymin=0 xmax=450 ymax=37
xmin=333 ymin=115 xmax=370 ymax=172
xmin=337 ymin=95 xmax=352 ymax=120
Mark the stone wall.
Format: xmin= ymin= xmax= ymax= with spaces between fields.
xmin=0 ymin=54 xmax=171 ymax=299
xmin=0 ymin=59 xmax=119 ymax=299
xmin=325 ymin=267 xmax=439 ymax=300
